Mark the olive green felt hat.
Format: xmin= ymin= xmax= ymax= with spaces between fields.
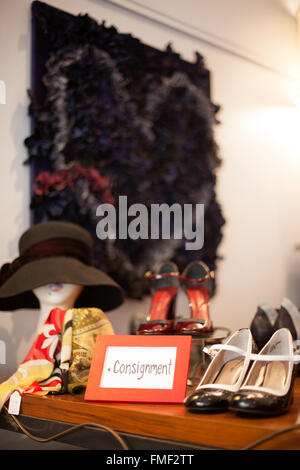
xmin=0 ymin=221 xmax=123 ymax=311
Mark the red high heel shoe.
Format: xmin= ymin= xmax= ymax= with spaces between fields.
xmin=137 ymin=262 xmax=179 ymax=335
xmin=174 ymin=261 xmax=214 ymax=336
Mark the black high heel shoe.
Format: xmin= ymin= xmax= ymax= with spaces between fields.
xmin=230 ymin=328 xmax=300 ymax=416
xmin=185 ymin=329 xmax=255 ymax=413
xmin=274 ymin=298 xmax=300 ymax=342
xmin=250 ymin=302 xmax=278 ymax=350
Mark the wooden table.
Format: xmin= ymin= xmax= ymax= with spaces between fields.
xmin=1 ymin=376 xmax=300 ymax=450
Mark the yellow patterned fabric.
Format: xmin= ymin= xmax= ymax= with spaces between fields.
xmin=67 ymin=308 xmax=114 ymax=393
xmin=0 ymin=307 xmax=114 ymax=411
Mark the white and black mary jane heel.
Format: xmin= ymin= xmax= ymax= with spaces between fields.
xmin=230 ymin=328 xmax=300 ymax=416
xmin=185 ymin=328 xmax=255 ymax=413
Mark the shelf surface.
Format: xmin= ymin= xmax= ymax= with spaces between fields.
xmin=1 ymin=376 xmax=300 ymax=449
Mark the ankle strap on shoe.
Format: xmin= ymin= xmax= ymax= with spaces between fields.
xmin=203 ymin=343 xmax=300 ymax=363
xmin=180 ymin=271 xmax=215 ymax=285
xmin=145 ymin=271 xmax=179 ymax=280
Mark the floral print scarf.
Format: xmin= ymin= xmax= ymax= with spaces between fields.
xmin=0 ymin=307 xmax=114 ymax=411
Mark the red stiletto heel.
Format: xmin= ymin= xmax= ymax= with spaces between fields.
xmin=175 ymin=261 xmax=214 ymax=336
xmin=137 ymin=262 xmax=179 ymax=335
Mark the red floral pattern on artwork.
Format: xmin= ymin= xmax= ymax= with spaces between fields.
xmin=34 ymin=164 xmax=115 ymax=204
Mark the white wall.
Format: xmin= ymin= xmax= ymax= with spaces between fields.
xmin=1 ymin=0 xmax=300 ymax=374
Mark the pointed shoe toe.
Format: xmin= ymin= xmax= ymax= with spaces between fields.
xmin=185 ymin=389 xmax=233 ymax=413
xmin=137 ymin=319 xmax=174 ymax=335
xmin=230 ymin=389 xmax=293 ymax=416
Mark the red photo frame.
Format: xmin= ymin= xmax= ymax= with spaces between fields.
xmin=84 ymin=335 xmax=192 ymax=403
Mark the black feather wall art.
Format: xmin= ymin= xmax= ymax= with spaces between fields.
xmin=25 ymin=1 xmax=225 ymax=299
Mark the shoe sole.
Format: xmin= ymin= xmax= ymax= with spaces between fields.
xmin=229 ymin=407 xmax=289 ymax=417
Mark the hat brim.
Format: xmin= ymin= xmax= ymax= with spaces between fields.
xmin=0 ymin=257 xmax=123 ymax=311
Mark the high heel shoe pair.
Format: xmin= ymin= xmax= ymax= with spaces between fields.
xmin=185 ymin=327 xmax=300 ymax=416
xmin=137 ymin=261 xmax=214 ymax=336
xmin=250 ymin=297 xmax=300 ymax=350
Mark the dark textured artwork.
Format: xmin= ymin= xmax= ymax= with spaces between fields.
xmin=25 ymin=1 xmax=225 ymax=299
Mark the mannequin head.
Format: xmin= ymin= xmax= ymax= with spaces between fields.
xmin=32 ymin=283 xmax=83 ymax=337
xmin=33 ymin=283 xmax=84 ymax=309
